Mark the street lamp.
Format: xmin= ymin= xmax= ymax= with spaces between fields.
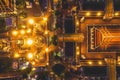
xmin=76 ymin=21 xmax=79 ymax=26
xmin=45 ymin=48 xmax=49 ymax=52
xmin=97 ymin=12 xmax=102 ymax=16
xmin=115 ymin=12 xmax=119 ymax=16
xmin=44 ymin=30 xmax=49 ymax=35
xmin=28 ymin=19 xmax=34 ymax=24
xmin=43 ymin=17 xmax=48 ymax=22
xmin=20 ymin=29 xmax=25 ymax=35
xmin=86 ymin=12 xmax=91 ymax=16
xmin=26 ymin=28 xmax=32 ymax=33
xmin=31 ymin=61 xmax=35 ymax=65
xmin=27 ymin=53 xmax=33 ymax=59
xmin=98 ymin=61 xmax=103 ymax=65
xmin=21 ymin=25 xmax=26 ymax=28
xmin=27 ymin=38 xmax=33 ymax=46
xmin=12 ymin=30 xmax=18 ymax=36
xmin=14 ymin=52 xmax=20 ymax=58
xmin=88 ymin=61 xmax=93 ymax=65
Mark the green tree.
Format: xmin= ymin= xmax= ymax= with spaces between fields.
xmin=16 ymin=0 xmax=26 ymax=9
xmin=52 ymin=63 xmax=65 ymax=76
xmin=0 ymin=18 xmax=7 ymax=33
xmin=0 ymin=57 xmax=13 ymax=73
xmin=20 ymin=67 xmax=32 ymax=79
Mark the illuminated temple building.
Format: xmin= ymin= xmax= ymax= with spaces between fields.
xmin=0 ymin=0 xmax=120 ymax=80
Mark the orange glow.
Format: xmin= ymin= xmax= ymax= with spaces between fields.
xmin=97 ymin=12 xmax=101 ymax=16
xmin=27 ymin=53 xmax=33 ymax=59
xmin=21 ymin=25 xmax=26 ymax=28
xmin=43 ymin=17 xmax=48 ymax=22
xmin=54 ymin=0 xmax=58 ymax=3
xmin=86 ymin=12 xmax=91 ymax=16
xmin=76 ymin=51 xmax=80 ymax=55
xmin=115 ymin=12 xmax=119 ymax=16
xmin=45 ymin=48 xmax=49 ymax=52
xmin=20 ymin=30 xmax=25 ymax=35
xmin=32 ymin=61 xmax=35 ymax=65
xmin=46 ymin=62 xmax=49 ymax=65
xmin=14 ymin=53 xmax=20 ymax=58
xmin=27 ymin=39 xmax=33 ymax=45
xmin=29 ymin=19 xmax=34 ymax=24
xmin=12 ymin=30 xmax=18 ymax=36
xmin=88 ymin=61 xmax=92 ymax=65
xmin=76 ymin=21 xmax=79 ymax=26
xmin=118 ymin=62 xmax=120 ymax=65
xmin=98 ymin=61 xmax=102 ymax=65
xmin=45 ymin=30 xmax=48 ymax=34
xmin=32 ymin=67 xmax=36 ymax=71
xmin=26 ymin=28 xmax=32 ymax=33
xmin=76 ymin=46 xmax=79 ymax=50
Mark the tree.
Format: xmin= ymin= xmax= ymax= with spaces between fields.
xmin=53 ymin=51 xmax=62 ymax=61
xmin=16 ymin=0 xmax=27 ymax=18
xmin=19 ymin=11 xmax=27 ymax=18
xmin=0 ymin=18 xmax=6 ymax=33
xmin=0 ymin=57 xmax=13 ymax=73
xmin=52 ymin=63 xmax=65 ymax=76
xmin=51 ymin=35 xmax=58 ymax=46
xmin=16 ymin=0 xmax=26 ymax=9
xmin=20 ymin=67 xmax=32 ymax=79
xmin=37 ymin=71 xmax=49 ymax=80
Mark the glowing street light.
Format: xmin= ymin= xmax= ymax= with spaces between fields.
xmin=88 ymin=61 xmax=92 ymax=65
xmin=27 ymin=39 xmax=33 ymax=45
xmin=98 ymin=61 xmax=102 ymax=65
xmin=21 ymin=25 xmax=26 ymax=28
xmin=28 ymin=19 xmax=34 ymax=24
xmin=76 ymin=51 xmax=80 ymax=55
xmin=118 ymin=62 xmax=120 ymax=65
xmin=20 ymin=30 xmax=25 ymax=35
xmin=26 ymin=62 xmax=29 ymax=65
xmin=45 ymin=48 xmax=49 ymax=52
xmin=76 ymin=21 xmax=79 ymax=26
xmin=27 ymin=53 xmax=33 ymax=59
xmin=14 ymin=53 xmax=20 ymax=58
xmin=32 ymin=67 xmax=36 ymax=71
xmin=86 ymin=12 xmax=91 ymax=16
xmin=43 ymin=17 xmax=48 ymax=22
xmin=97 ymin=12 xmax=101 ymax=16
xmin=21 ymin=67 xmax=27 ymax=70
xmin=32 ymin=61 xmax=35 ymax=65
xmin=115 ymin=12 xmax=119 ymax=16
xmin=12 ymin=30 xmax=18 ymax=36
xmin=46 ymin=62 xmax=49 ymax=65
xmin=26 ymin=28 xmax=32 ymax=33
xmin=44 ymin=30 xmax=48 ymax=34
